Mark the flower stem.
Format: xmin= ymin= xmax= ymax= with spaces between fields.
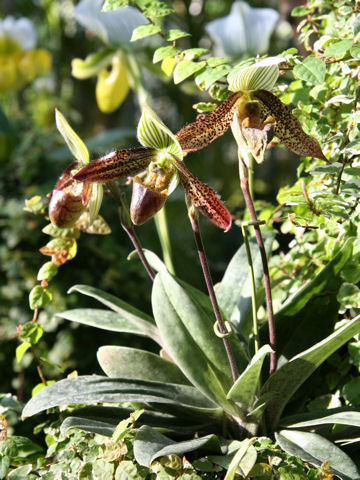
xmin=107 ymin=182 xmax=155 ymax=281
xmin=239 ymin=162 xmax=276 ymax=374
xmin=240 ymin=223 xmax=259 ymax=355
xmin=187 ymin=201 xmax=238 ymax=382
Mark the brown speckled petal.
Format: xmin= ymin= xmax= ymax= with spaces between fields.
xmin=173 ymin=157 xmax=232 ymax=232
xmin=176 ymin=92 xmax=241 ymax=153
xmin=254 ymin=90 xmax=328 ymax=162
xmin=73 ymin=147 xmax=156 ymax=183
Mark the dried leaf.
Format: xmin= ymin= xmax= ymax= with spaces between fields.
xmin=73 ymin=147 xmax=156 ymax=183
xmin=254 ymin=90 xmax=327 ymax=161
xmin=176 ymin=92 xmax=241 ymax=152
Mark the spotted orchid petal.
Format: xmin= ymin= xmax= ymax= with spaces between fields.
xmin=73 ymin=147 xmax=156 ymax=184
xmin=172 ymin=156 xmax=232 ymax=232
xmin=254 ymin=90 xmax=328 ymax=161
xmin=176 ymin=92 xmax=241 ymax=153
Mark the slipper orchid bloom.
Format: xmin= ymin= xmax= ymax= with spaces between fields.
xmin=73 ymin=105 xmax=232 ymax=231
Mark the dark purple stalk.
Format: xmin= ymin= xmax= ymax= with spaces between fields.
xmin=107 ymin=182 xmax=155 ymax=281
xmin=240 ymin=172 xmax=276 ymax=374
xmin=188 ymin=206 xmax=238 ymax=382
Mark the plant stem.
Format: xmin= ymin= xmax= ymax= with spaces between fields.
xmin=154 ymin=205 xmax=175 ymax=275
xmin=188 ymin=203 xmax=238 ymax=382
xmin=240 ymin=224 xmax=259 ymax=354
xmin=107 ymin=182 xmax=155 ymax=281
xmin=239 ymin=161 xmax=276 ymax=374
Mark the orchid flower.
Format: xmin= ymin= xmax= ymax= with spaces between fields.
xmin=71 ymin=0 xmax=147 ymax=112
xmin=48 ymin=110 xmax=104 ymax=230
xmin=205 ymin=1 xmax=280 ymax=58
xmin=0 ymin=16 xmax=51 ymax=91
xmin=176 ymin=57 xmax=327 ymax=165
xmin=73 ymin=105 xmax=232 ymax=231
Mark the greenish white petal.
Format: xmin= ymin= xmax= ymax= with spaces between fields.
xmin=230 ymin=111 xmax=250 ymax=167
xmin=71 ymin=48 xmax=115 ymax=79
xmin=228 ymin=57 xmax=283 ymax=92
xmin=55 ymin=109 xmax=89 ymax=165
xmin=137 ymin=105 xmax=183 ymax=159
xmin=88 ymin=183 xmax=104 ymax=224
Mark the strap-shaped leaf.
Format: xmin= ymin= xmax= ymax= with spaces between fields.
xmin=134 ymin=425 xmax=221 ymax=467
xmin=73 ymin=146 xmax=155 ymax=183
xmin=227 ymin=345 xmax=272 ymax=409
xmin=275 ymin=430 xmax=360 ymax=480
xmin=254 ymin=90 xmax=327 ymax=161
xmin=176 ymin=92 xmax=241 ymax=152
xmin=97 ymin=346 xmax=191 ymax=385
xmin=173 ymin=156 xmax=232 ymax=231
xmin=260 ymin=314 xmax=360 ymax=431
xmin=22 ymin=376 xmax=221 ymax=418
xmin=228 ymin=58 xmax=280 ymax=92
xmin=55 ymin=109 xmax=89 ymax=165
xmin=137 ymin=105 xmax=183 ymax=159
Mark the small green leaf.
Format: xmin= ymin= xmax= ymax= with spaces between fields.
xmin=16 ymin=342 xmax=31 ymax=362
xmin=141 ymin=1 xmax=175 ymax=18
xmin=102 ymin=0 xmax=129 ymax=11
xmin=8 ymin=465 xmax=32 ymax=479
xmin=350 ymin=45 xmax=360 ymax=59
xmin=291 ymin=6 xmax=312 ymax=16
xmin=19 ymin=322 xmax=44 ymax=344
xmin=324 ymin=39 xmax=353 ymax=59
xmin=37 ymin=262 xmax=58 ymax=282
xmin=164 ymin=29 xmax=191 ymax=41
xmin=153 ymin=46 xmax=179 ymax=63
xmin=55 ymin=109 xmax=89 ymax=165
xmin=275 ymin=430 xmax=360 ymax=480
xmin=207 ymin=57 xmax=228 ymax=67
xmin=195 ymin=65 xmax=231 ymax=90
xmin=29 ymin=286 xmax=52 ymax=310
xmin=337 ymin=283 xmax=360 ymax=309
xmin=137 ymin=104 xmax=183 ymax=159
xmin=183 ymin=48 xmax=210 ymax=60
xmin=131 ymin=24 xmax=161 ymax=41
xmin=224 ymin=439 xmax=256 ymax=480
xmin=293 ymin=57 xmax=326 ymax=85
xmin=173 ymin=60 xmax=206 ymax=84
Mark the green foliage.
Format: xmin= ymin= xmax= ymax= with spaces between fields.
xmin=3 ymin=0 xmax=360 ymax=478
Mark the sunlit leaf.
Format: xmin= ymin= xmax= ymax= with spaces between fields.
xmin=131 ymin=23 xmax=161 ymax=41
xmin=173 ymin=60 xmax=206 ymax=84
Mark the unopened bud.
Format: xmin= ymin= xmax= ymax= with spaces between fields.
xmin=130 ymin=177 xmax=168 ymax=225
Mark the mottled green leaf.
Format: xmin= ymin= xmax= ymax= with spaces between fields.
xmin=275 ymin=430 xmax=360 ymax=480
xmin=324 ymin=39 xmax=353 ymax=59
xmin=101 ymin=0 xmax=129 ymax=11
xmin=173 ymin=60 xmax=206 ymax=84
xmin=164 ymin=29 xmax=190 ymax=41
xmin=293 ymin=57 xmax=326 ymax=85
xmin=153 ymin=46 xmax=179 ymax=63
xmin=131 ymin=24 xmax=161 ymax=42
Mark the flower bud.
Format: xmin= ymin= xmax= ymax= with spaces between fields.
xmin=130 ymin=176 xmax=168 ymax=225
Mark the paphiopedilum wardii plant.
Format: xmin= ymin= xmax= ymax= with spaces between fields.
xmin=48 ymin=109 xmax=104 ymax=229
xmin=73 ymin=105 xmax=232 ymax=232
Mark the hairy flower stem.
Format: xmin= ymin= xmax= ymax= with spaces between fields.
xmin=188 ymin=203 xmax=238 ymax=382
xmin=107 ymin=182 xmax=155 ymax=281
xmin=239 ymin=161 xmax=276 ymax=374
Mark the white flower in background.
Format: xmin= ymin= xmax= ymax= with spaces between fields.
xmin=205 ymin=1 xmax=280 ymax=58
xmin=0 ymin=16 xmax=51 ymax=91
xmin=72 ymin=0 xmax=148 ymax=112
xmin=74 ymin=0 xmax=147 ymax=47
xmin=0 ymin=15 xmax=37 ymax=51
